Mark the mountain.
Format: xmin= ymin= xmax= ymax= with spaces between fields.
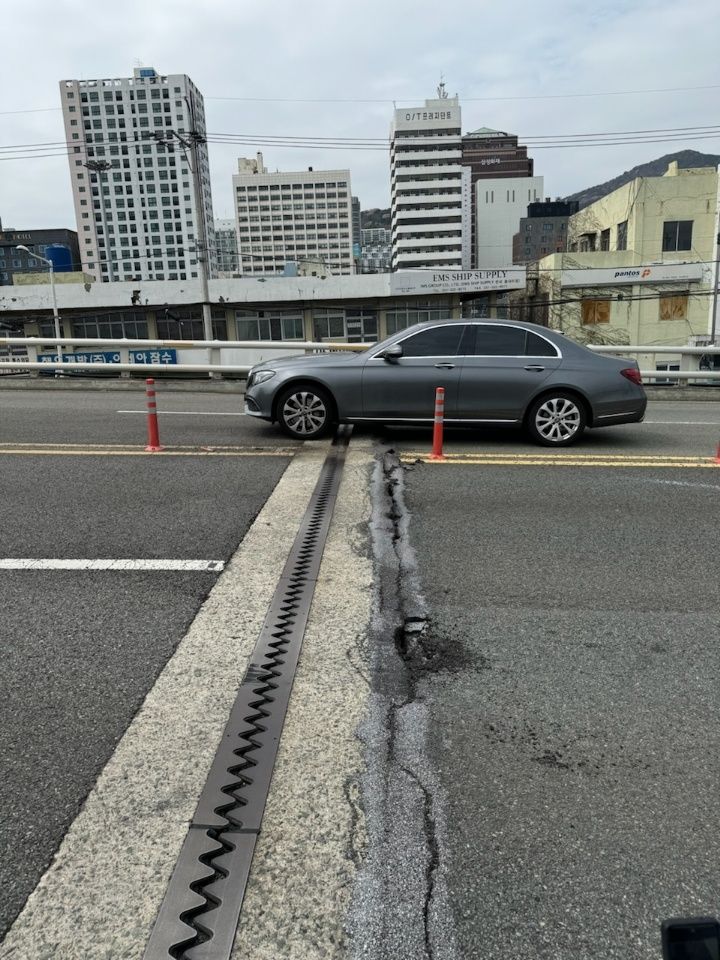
xmin=360 ymin=207 xmax=391 ymax=230
xmin=565 ymin=150 xmax=720 ymax=209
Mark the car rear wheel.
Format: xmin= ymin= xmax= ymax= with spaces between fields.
xmin=277 ymin=384 xmax=334 ymax=440
xmin=527 ymin=392 xmax=586 ymax=446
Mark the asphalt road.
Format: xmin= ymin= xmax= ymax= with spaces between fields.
xmin=3 ymin=389 xmax=720 ymax=957
xmin=395 ymin=406 xmax=720 ymax=958
xmin=0 ymin=389 xmax=293 ymax=940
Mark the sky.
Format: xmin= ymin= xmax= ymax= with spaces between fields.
xmin=1 ymin=0 xmax=718 ymax=231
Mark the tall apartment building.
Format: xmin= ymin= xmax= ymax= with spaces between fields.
xmin=214 ymin=217 xmax=238 ymax=276
xmin=232 ymin=155 xmax=355 ymax=275
xmin=461 ymin=127 xmax=535 ymax=267
xmin=390 ymin=87 xmax=471 ymax=270
xmin=59 ymin=66 xmax=215 ymax=282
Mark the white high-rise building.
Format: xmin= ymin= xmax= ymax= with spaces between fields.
xmin=59 ymin=66 xmax=215 ymax=282
xmin=390 ymin=86 xmax=472 ymax=271
xmin=232 ymin=154 xmax=355 ymax=275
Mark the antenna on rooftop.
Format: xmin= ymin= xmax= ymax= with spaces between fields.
xmin=437 ymin=75 xmax=448 ymax=99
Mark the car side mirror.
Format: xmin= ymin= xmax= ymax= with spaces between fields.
xmin=382 ymin=344 xmax=403 ymax=362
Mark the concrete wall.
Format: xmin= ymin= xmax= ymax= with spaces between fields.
xmin=476 ymin=176 xmax=543 ymax=269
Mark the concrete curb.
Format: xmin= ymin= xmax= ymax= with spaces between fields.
xmin=0 ymin=376 xmax=245 ymax=394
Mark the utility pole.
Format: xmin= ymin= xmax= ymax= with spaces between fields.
xmin=710 ymin=164 xmax=720 ymax=345
xmin=156 ymin=101 xmax=213 ymax=343
xmin=84 ymin=159 xmax=115 ymax=282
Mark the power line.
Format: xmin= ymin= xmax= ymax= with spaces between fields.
xmin=2 ymin=81 xmax=720 ymax=117
xmin=2 ymin=123 xmax=720 ymax=161
xmin=205 ymin=83 xmax=720 ymax=104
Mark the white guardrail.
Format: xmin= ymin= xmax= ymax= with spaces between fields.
xmin=0 ymin=338 xmax=719 ymax=380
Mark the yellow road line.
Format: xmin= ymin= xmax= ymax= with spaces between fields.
xmin=0 ymin=445 xmax=295 ymax=458
xmin=402 ymin=451 xmax=713 ymax=462
xmin=401 ymin=455 xmax=718 ymax=468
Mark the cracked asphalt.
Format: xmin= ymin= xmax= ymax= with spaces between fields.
xmin=399 ymin=460 xmax=720 ymax=959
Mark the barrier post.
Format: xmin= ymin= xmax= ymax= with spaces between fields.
xmin=429 ymin=386 xmax=446 ymax=461
xmin=145 ymin=378 xmax=163 ymax=452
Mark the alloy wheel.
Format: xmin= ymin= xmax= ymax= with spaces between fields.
xmin=282 ymin=391 xmax=328 ymax=436
xmin=534 ymin=397 xmax=582 ymax=443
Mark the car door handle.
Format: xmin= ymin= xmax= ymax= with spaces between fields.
xmin=434 ymin=362 xmax=456 ymax=369
xmin=524 ymin=364 xmax=545 ymax=372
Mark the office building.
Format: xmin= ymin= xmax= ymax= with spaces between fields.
xmin=360 ymin=227 xmax=391 ymax=273
xmin=461 ymin=127 xmax=535 ymax=267
xmin=390 ymin=85 xmax=472 ymax=270
xmin=214 ymin=218 xmax=238 ymax=276
xmin=59 ymin=66 xmax=215 ymax=282
xmin=475 ymin=175 xmax=544 ymax=268
xmin=232 ymin=155 xmax=355 ymax=275
xmin=512 ymin=200 xmax=578 ymax=263
xmin=0 ymin=220 xmax=80 ymax=285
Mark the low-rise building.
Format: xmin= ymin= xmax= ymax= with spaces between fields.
xmin=0 ymin=221 xmax=80 ymax=285
xmin=516 ymin=162 xmax=719 ymax=366
xmin=0 ymin=268 xmax=526 ymax=348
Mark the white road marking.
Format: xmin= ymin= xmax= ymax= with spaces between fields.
xmin=0 ymin=558 xmax=225 ymax=571
xmin=117 ymin=409 xmax=245 ymax=416
xmin=645 ymin=479 xmax=720 ymax=492
xmin=645 ymin=420 xmax=720 ymax=426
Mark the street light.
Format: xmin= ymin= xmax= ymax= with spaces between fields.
xmin=17 ymin=245 xmax=63 ymax=372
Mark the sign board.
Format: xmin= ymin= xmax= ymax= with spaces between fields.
xmin=561 ymin=263 xmax=704 ymax=287
xmin=37 ymin=349 xmax=177 ymax=364
xmin=390 ymin=269 xmax=526 ymax=296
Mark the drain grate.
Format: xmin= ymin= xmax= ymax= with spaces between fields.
xmin=143 ymin=427 xmax=351 ymax=960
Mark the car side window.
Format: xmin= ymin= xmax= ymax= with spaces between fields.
xmin=472 ymin=325 xmax=526 ymax=356
xmin=400 ymin=325 xmax=466 ymax=357
xmin=525 ymin=331 xmax=559 ymax=357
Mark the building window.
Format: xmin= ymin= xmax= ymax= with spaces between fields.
xmin=600 ymin=229 xmax=610 ymax=251
xmin=659 ymin=293 xmax=689 ymax=321
xmin=662 ymin=220 xmax=693 ymax=252
xmin=235 ymin=309 xmax=304 ymax=341
xmin=617 ymin=221 xmax=628 ymax=251
xmin=581 ymin=299 xmax=611 ymax=325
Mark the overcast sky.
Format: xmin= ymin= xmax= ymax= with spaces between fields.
xmin=1 ymin=0 xmax=718 ymax=231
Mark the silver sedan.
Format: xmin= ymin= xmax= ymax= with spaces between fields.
xmin=244 ymin=319 xmax=646 ymax=445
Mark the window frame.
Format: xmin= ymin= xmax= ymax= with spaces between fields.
xmin=369 ymin=322 xmax=561 ymax=360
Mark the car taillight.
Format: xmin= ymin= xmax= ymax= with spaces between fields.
xmin=621 ymin=367 xmax=643 ymax=385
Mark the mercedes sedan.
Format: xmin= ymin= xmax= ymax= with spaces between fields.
xmin=244 ymin=319 xmax=646 ymax=445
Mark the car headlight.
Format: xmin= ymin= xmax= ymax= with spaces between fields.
xmin=248 ymin=370 xmax=276 ymax=388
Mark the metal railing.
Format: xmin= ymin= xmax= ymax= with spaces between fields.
xmin=588 ymin=345 xmax=720 ymax=381
xmin=0 ymin=337 xmax=371 ymax=375
xmin=0 ymin=337 xmax=719 ymax=381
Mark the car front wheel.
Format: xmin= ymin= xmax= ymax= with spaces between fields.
xmin=527 ymin=393 xmax=586 ymax=446
xmin=277 ymin=384 xmax=334 ymax=440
